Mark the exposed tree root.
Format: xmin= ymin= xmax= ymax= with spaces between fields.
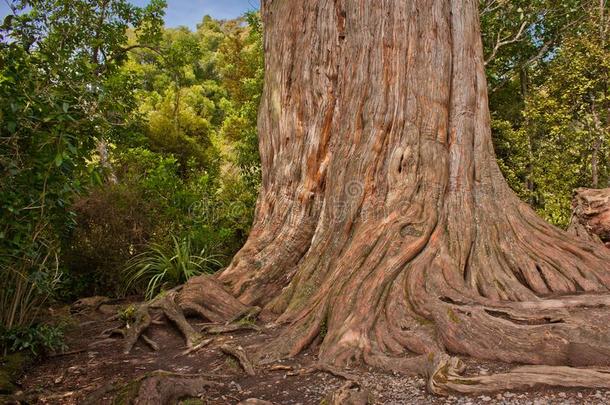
xmin=140 ymin=334 xmax=159 ymax=352
xmin=179 ymin=275 xmax=260 ymax=323
xmin=123 ymin=306 xmax=151 ymax=354
xmin=97 ymin=276 xmax=262 ymax=355
xmin=203 ymin=323 xmax=261 ymax=334
xmin=176 ymin=338 xmax=213 ymax=358
xmin=220 ymin=344 xmax=256 ymax=376
xmin=85 ymin=371 xmax=222 ymax=405
xmin=71 ymin=296 xmax=111 ymax=313
xmin=151 ymin=293 xmax=204 ymax=349
xmin=268 ymin=364 xmax=292 ymax=372
xmin=288 ymin=363 xmax=359 ymax=382
xmin=427 ymin=353 xmax=610 ymax=395
xmin=134 ymin=373 xmax=216 ymax=405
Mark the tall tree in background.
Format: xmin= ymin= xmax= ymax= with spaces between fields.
xmin=204 ymin=0 xmax=610 ymax=393
xmin=484 ymin=0 xmax=610 ymax=225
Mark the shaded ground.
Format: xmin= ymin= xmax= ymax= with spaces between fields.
xmin=3 ymin=301 xmax=610 ymax=404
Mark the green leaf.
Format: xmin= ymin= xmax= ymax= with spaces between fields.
xmin=54 ymin=154 xmax=63 ymax=167
xmin=7 ymin=121 xmax=16 ymax=133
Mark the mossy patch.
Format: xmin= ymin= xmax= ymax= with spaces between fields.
xmin=0 ymin=353 xmax=29 ymax=394
xmin=112 ymin=379 xmax=142 ymax=405
xmin=447 ymin=308 xmax=461 ymax=324
xmin=179 ymin=399 xmax=204 ymax=405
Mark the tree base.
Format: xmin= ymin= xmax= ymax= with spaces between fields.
xmin=100 ymin=274 xmax=610 ymax=397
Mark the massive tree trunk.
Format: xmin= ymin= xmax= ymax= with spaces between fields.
xmin=208 ymin=0 xmax=610 ymax=394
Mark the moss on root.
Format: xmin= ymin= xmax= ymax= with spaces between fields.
xmin=178 ymin=399 xmax=204 ymax=405
xmin=112 ymin=379 xmax=143 ymax=405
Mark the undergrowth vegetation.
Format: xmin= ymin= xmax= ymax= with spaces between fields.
xmin=124 ymin=235 xmax=222 ymax=300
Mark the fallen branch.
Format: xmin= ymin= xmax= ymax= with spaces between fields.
xmin=176 ymin=338 xmax=213 ymax=358
xmin=141 ymin=334 xmax=159 ymax=351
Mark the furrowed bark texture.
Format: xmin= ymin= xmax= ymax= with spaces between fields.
xmin=209 ymin=0 xmax=610 ymax=392
xmin=568 ymin=187 xmax=610 ymax=246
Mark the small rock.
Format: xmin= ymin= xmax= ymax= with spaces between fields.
xmin=558 ymin=392 xmax=566 ymax=398
xmin=237 ymin=400 xmax=274 ymax=405
xmin=480 ymin=395 xmax=492 ymax=402
xmin=67 ymin=366 xmax=80 ymax=375
xmin=229 ymin=381 xmax=243 ymax=392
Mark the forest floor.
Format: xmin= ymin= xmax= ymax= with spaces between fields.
xmin=2 ymin=299 xmax=610 ymax=404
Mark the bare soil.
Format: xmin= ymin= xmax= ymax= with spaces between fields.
xmin=4 ymin=302 xmax=610 ymax=404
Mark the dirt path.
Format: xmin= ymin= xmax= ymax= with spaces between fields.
xmin=6 ymin=303 xmax=610 ymax=404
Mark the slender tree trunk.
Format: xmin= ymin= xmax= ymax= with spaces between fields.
xmin=520 ymin=68 xmax=537 ymax=204
xmin=592 ymin=131 xmax=601 ymax=188
xmin=182 ymin=0 xmax=610 ymax=394
xmin=97 ymin=139 xmax=118 ymax=185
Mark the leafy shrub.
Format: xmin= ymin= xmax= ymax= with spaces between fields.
xmin=62 ymin=184 xmax=158 ymax=298
xmin=63 ymin=146 xmax=258 ymax=298
xmin=0 ymin=0 xmax=165 ymax=331
xmin=124 ymin=235 xmax=222 ymax=300
xmin=0 ymin=257 xmax=61 ymax=344
xmin=0 ymin=324 xmax=66 ymax=357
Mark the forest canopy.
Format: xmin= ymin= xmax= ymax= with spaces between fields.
xmin=0 ymin=0 xmax=608 ymax=359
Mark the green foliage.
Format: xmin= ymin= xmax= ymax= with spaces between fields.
xmin=124 ymin=236 xmax=222 ymax=300
xmin=483 ymin=0 xmax=609 ymax=226
xmin=0 ymin=0 xmax=165 ymax=338
xmin=63 ymin=13 xmax=264 ymax=298
xmin=62 ymin=182 xmax=156 ymax=298
xmin=218 ymin=11 xmax=264 ymax=172
xmin=0 ymin=253 xmax=61 ymax=334
xmin=0 ymin=324 xmax=66 ymax=357
xmin=118 ymin=305 xmax=138 ymax=325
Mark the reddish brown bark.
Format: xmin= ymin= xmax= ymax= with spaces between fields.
xmin=184 ymin=0 xmax=610 ymax=394
xmin=569 ymin=187 xmax=610 ymax=246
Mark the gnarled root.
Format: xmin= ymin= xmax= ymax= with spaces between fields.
xmin=203 ymin=322 xmax=261 ymax=334
xmin=427 ymin=353 xmax=610 ymax=396
xmin=151 ymin=293 xmax=204 ymax=349
xmin=97 ymin=275 xmax=261 ymax=354
xmin=176 ymin=338 xmax=213 ymax=358
xmin=179 ymin=275 xmax=260 ymax=323
xmin=100 ymin=304 xmax=153 ymax=354
xmin=220 ymin=344 xmax=256 ymax=376
xmin=85 ymin=371 xmax=221 ymax=405
xmin=134 ymin=372 xmax=218 ymax=405
xmin=289 ymin=363 xmax=359 ymax=382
